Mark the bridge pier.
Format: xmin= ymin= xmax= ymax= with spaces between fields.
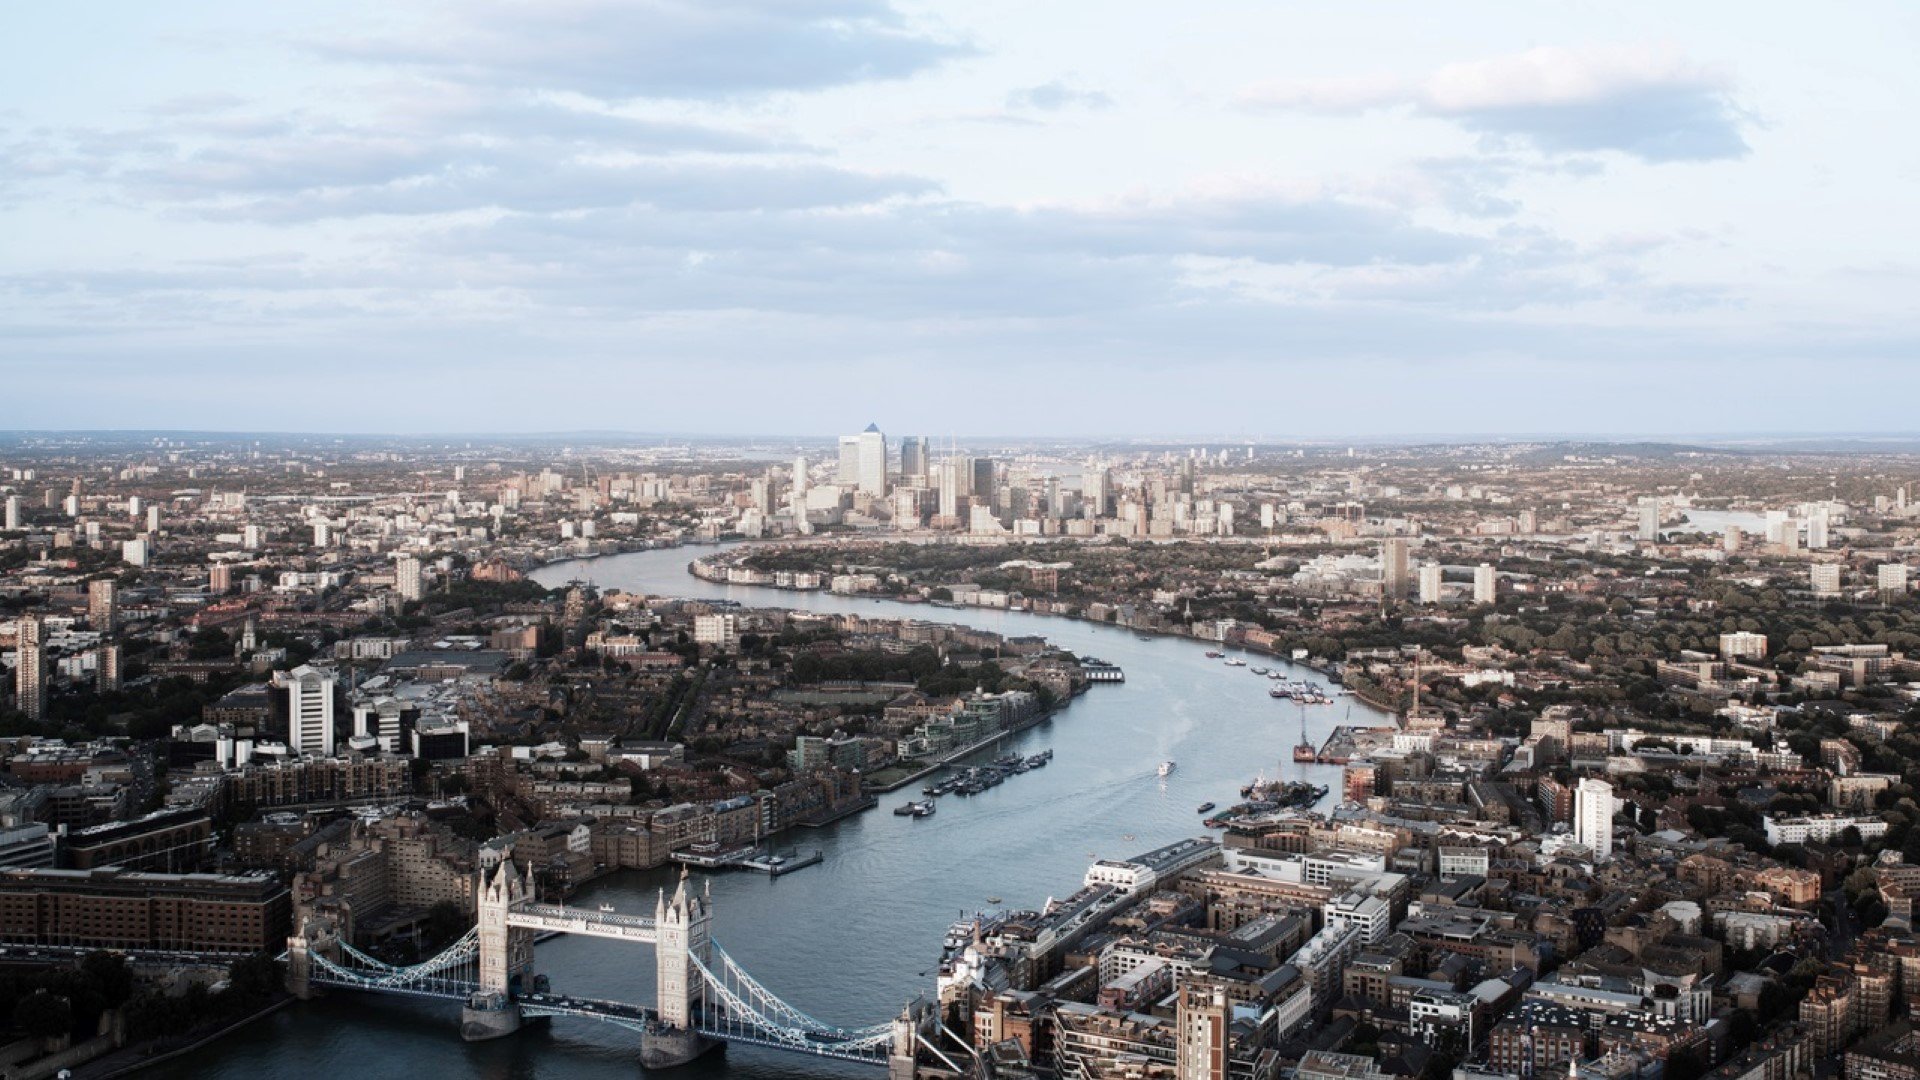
xmin=639 ymin=1026 xmax=719 ymax=1070
xmin=460 ymin=993 xmax=523 ymax=1041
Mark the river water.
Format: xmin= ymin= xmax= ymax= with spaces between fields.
xmin=164 ymin=544 xmax=1385 ymax=1078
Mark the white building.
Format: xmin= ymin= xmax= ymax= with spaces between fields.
xmin=1881 ymin=563 xmax=1911 ymax=595
xmin=1323 ymin=892 xmax=1391 ymax=945
xmin=1811 ymin=564 xmax=1842 ymax=596
xmin=693 ymin=613 xmax=740 ymax=650
xmin=1718 ymin=631 xmax=1767 ymax=661
xmin=395 ymin=555 xmax=425 ymax=601
xmin=1575 ymin=777 xmax=1614 ymax=864
xmin=1418 ymin=563 xmax=1443 ymax=605
xmin=121 ymin=538 xmax=148 ymax=567
xmin=283 ymin=665 xmax=337 ymax=757
xmin=1762 ymin=813 xmax=1887 ymax=846
xmin=1473 ymin=563 xmax=1497 ymax=605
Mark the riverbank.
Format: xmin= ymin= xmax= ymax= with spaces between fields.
xmin=80 ymin=995 xmax=294 ymax=1079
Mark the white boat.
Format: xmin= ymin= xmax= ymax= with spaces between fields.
xmin=1158 ymin=760 xmax=1176 ymax=777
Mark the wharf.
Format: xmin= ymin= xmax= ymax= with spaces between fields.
xmin=741 ymin=849 xmax=823 ymax=876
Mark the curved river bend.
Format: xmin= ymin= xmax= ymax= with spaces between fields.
xmin=164 ymin=544 xmax=1384 ymax=1079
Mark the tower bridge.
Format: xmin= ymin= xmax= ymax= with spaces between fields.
xmin=286 ymin=860 xmax=936 ymax=1071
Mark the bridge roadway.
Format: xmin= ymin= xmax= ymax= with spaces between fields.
xmin=506 ymin=902 xmax=658 ymax=943
xmin=518 ymin=992 xmax=656 ymax=1031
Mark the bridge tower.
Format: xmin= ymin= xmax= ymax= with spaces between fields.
xmin=463 ymin=859 xmax=535 ymax=1041
xmin=644 ymin=868 xmax=717 ymax=1069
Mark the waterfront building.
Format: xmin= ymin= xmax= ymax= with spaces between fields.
xmin=0 ymin=866 xmax=290 ymax=953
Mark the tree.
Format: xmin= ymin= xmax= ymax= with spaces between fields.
xmin=13 ymin=989 xmax=71 ymax=1042
xmin=80 ymin=951 xmax=133 ymax=1007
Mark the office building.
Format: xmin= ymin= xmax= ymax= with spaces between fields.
xmin=88 ymin=578 xmax=116 ymax=633
xmin=1417 ymin=563 xmax=1443 ymax=604
xmin=1575 ymin=777 xmax=1614 ymax=864
xmin=970 ymin=457 xmax=995 ymax=505
xmin=1473 ymin=563 xmax=1497 ymax=605
xmin=855 ymin=424 xmax=888 ymax=497
xmin=836 ymin=435 xmax=861 ymax=485
xmin=13 ymin=615 xmax=46 ymax=723
xmin=395 ymin=555 xmax=425 ymax=602
xmin=283 ymin=666 xmax=337 ymax=757
xmin=790 ymin=454 xmax=809 ymax=502
xmin=899 ymin=437 xmax=928 ymax=486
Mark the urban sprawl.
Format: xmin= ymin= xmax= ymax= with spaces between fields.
xmin=1 ymin=428 xmax=1919 ymax=1080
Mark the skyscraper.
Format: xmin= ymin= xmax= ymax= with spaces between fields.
xmin=855 ymin=424 xmax=887 ymax=497
xmin=13 ymin=614 xmax=45 ymax=723
xmin=88 ymin=579 xmax=116 ymax=633
xmin=970 ymin=457 xmax=994 ymax=505
xmin=1637 ymin=498 xmax=1660 ymax=542
xmin=937 ymin=459 xmax=960 ymax=520
xmin=1575 ymin=777 xmax=1614 ymax=864
xmin=898 ymin=437 xmax=928 ymax=486
xmin=837 ymin=436 xmax=861 ymax=485
xmin=1380 ymin=539 xmax=1410 ymax=600
xmin=3 ymin=495 xmax=19 ymax=531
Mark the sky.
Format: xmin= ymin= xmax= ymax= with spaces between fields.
xmin=2 ymin=1 xmax=1918 ymax=438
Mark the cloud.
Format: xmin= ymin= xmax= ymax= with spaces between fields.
xmin=1006 ymin=80 xmax=1114 ymax=112
xmin=321 ymin=0 xmax=973 ymax=100
xmin=1241 ymin=44 xmax=1750 ymax=162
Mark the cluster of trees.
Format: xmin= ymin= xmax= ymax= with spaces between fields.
xmin=0 ymin=951 xmax=134 ymax=1044
xmin=123 ymin=953 xmax=282 ymax=1045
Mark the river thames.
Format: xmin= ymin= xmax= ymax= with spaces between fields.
xmin=162 ymin=543 xmax=1387 ymax=1078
